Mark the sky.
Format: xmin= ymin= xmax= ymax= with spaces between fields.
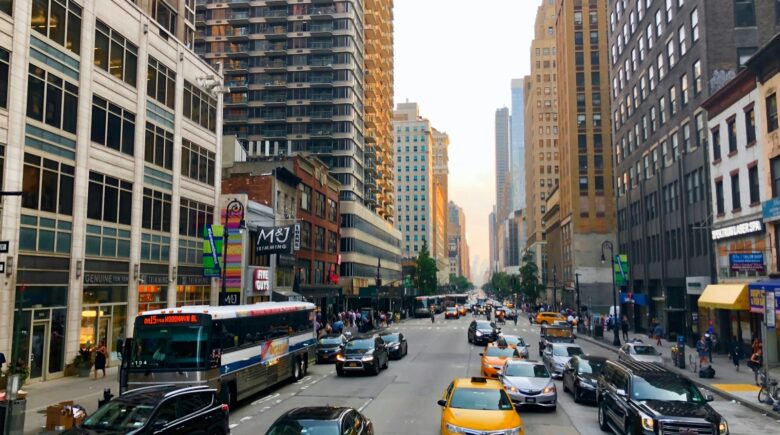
xmin=393 ymin=0 xmax=539 ymax=285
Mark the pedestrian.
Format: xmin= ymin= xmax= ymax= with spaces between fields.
xmin=730 ymin=337 xmax=741 ymax=371
xmin=513 ymin=309 xmax=518 ymax=325
xmin=747 ymin=346 xmax=763 ymax=384
xmin=621 ymin=316 xmax=630 ymax=342
xmin=705 ymin=333 xmax=713 ymax=363
xmin=93 ymin=339 xmax=107 ymax=379
xmin=696 ymin=335 xmax=709 ymax=366
xmin=653 ymin=322 xmax=663 ymax=346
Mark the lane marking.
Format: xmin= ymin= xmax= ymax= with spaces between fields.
xmin=229 ymin=423 xmax=239 ymax=429
xmin=240 ymin=416 xmax=253 ymax=422
xmin=358 ymin=398 xmax=373 ymax=412
xmin=251 ymin=393 xmax=280 ymax=406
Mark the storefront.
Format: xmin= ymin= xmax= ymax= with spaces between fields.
xmin=747 ymin=280 xmax=780 ymax=364
xmin=697 ymin=284 xmax=752 ymax=354
xmin=299 ymin=284 xmax=342 ymax=319
xmin=177 ymin=267 xmax=213 ymax=306
xmin=137 ymin=263 xmax=169 ymax=312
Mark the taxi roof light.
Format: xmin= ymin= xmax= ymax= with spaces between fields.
xmin=471 ymin=376 xmax=488 ymax=383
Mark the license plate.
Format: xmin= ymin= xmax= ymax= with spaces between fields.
xmin=526 ymin=397 xmax=536 ymax=403
xmin=348 ymin=362 xmax=358 ymax=367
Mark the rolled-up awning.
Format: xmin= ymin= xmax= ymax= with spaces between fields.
xmin=697 ymin=284 xmax=749 ymax=310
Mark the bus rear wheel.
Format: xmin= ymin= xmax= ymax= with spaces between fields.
xmin=292 ymin=357 xmax=302 ymax=381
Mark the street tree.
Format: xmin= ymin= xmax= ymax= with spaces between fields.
xmin=519 ymin=250 xmax=544 ymax=301
xmin=415 ymin=240 xmax=438 ymax=295
xmin=448 ymin=274 xmax=473 ymax=291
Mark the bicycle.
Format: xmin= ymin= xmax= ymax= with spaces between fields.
xmin=758 ymin=369 xmax=780 ymax=405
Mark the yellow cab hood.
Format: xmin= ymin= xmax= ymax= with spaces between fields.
xmin=443 ymin=407 xmax=522 ymax=432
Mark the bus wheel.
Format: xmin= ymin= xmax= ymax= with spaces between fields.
xmin=292 ymin=357 xmax=302 ymax=381
xmin=302 ymin=357 xmax=309 ymax=376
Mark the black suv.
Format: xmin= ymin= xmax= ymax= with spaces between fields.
xmin=597 ymin=360 xmax=729 ymax=435
xmin=266 ymin=406 xmax=374 ymax=434
xmin=65 ymin=385 xmax=229 ymax=434
xmin=467 ymin=320 xmax=499 ymax=345
xmin=336 ymin=334 xmax=389 ymax=376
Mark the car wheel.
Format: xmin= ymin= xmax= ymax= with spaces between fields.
xmin=372 ymin=363 xmax=380 ymax=376
xmin=382 ymin=355 xmax=389 ymax=370
xmin=292 ymin=357 xmax=302 ymax=381
xmin=573 ymin=384 xmax=580 ymax=403
xmin=598 ymin=402 xmax=611 ymax=432
xmin=302 ymin=357 xmax=309 ymax=375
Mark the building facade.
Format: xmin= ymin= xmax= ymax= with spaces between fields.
xmin=489 ymin=208 xmax=498 ymax=273
xmin=524 ymin=0 xmax=559 ymax=282
xmin=610 ymin=0 xmax=780 ymax=335
xmin=556 ymin=0 xmax=616 ymax=310
xmin=0 ymin=0 xmax=222 ymax=382
xmin=494 ymin=107 xmax=511 ymax=224
xmin=510 ymin=78 xmax=526 ymax=216
xmin=448 ymin=201 xmax=470 ymax=280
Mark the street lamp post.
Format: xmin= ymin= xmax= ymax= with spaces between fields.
xmin=601 ymin=241 xmax=621 ymax=346
xmin=220 ymin=198 xmax=246 ymax=305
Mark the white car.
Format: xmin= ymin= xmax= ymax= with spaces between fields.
xmin=542 ymin=343 xmax=584 ymax=378
xmin=617 ymin=342 xmax=663 ymax=364
xmin=500 ymin=360 xmax=557 ymax=410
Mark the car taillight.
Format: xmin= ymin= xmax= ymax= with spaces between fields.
xmin=221 ymin=404 xmax=229 ymax=413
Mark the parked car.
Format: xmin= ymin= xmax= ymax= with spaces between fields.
xmin=467 ymin=320 xmax=499 ymax=345
xmin=617 ymin=341 xmax=664 ymax=364
xmin=266 ymin=406 xmax=374 ymax=435
xmin=500 ymin=359 xmax=557 ymax=410
xmin=64 ymin=385 xmax=229 ymax=435
xmin=561 ymin=355 xmax=606 ymax=403
xmin=379 ymin=332 xmax=408 ymax=359
xmin=597 ymin=360 xmax=728 ymax=435
xmin=542 ymin=343 xmax=584 ymax=379
xmin=336 ymin=334 xmax=389 ymax=376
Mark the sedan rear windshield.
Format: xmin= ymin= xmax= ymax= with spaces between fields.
xmin=553 ymin=346 xmax=583 ymax=357
xmin=632 ymin=345 xmax=660 ymax=356
xmin=449 ymin=388 xmax=514 ymax=411
xmin=505 ymin=364 xmax=549 ymax=378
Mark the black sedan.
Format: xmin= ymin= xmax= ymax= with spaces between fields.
xmin=317 ymin=334 xmax=347 ymax=363
xmin=379 ymin=332 xmax=408 ymax=359
xmin=561 ymin=354 xmax=606 ymax=403
xmin=266 ymin=406 xmax=374 ymax=435
xmin=467 ymin=320 xmax=499 ymax=345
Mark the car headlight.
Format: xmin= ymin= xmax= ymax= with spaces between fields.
xmin=639 ymin=412 xmax=655 ymax=431
xmin=336 ymin=354 xmax=345 ymax=362
xmin=476 ymin=331 xmax=484 ymax=337
xmin=361 ymin=354 xmax=374 ymax=362
xmin=719 ymin=419 xmax=729 ymax=435
xmin=543 ymin=385 xmax=555 ymax=394
xmin=506 ymin=386 xmax=519 ymax=393
xmin=446 ymin=423 xmax=469 ymax=434
xmin=504 ymin=426 xmax=522 ymax=435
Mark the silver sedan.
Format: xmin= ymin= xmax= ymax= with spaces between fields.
xmin=617 ymin=341 xmax=664 ymax=364
xmin=499 ymin=360 xmax=557 ymax=410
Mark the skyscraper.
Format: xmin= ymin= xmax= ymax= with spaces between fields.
xmin=489 ymin=209 xmax=498 ymax=273
xmin=494 ymin=107 xmax=511 ymax=222
xmin=510 ymin=79 xmax=526 ymax=215
xmin=449 ymin=201 xmax=471 ymax=281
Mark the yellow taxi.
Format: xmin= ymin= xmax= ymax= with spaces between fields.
xmin=480 ymin=342 xmax=523 ymax=378
xmin=535 ymin=311 xmax=567 ymax=325
xmin=438 ymin=377 xmax=523 ymax=435
xmin=505 ymin=302 xmax=514 ymax=309
xmin=457 ymin=305 xmax=467 ymax=316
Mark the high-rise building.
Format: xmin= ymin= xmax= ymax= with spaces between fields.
xmin=0 ymin=0 xmax=222 ymax=382
xmin=432 ymin=128 xmax=449 ymax=212
xmin=555 ymin=0 xmax=615 ymax=307
xmin=510 ymin=79 xmax=526 ymax=216
xmin=196 ymin=0 xmax=402 ymax=294
xmin=448 ymin=201 xmax=471 ymax=281
xmin=489 ymin=209 xmax=498 ymax=273
xmin=494 ymin=107 xmax=511 ymax=222
xmin=524 ymin=0 xmax=560 ymax=282
xmin=609 ymin=0 xmax=780 ymax=335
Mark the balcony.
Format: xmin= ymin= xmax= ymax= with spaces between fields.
xmin=267 ymin=25 xmax=288 ymax=39
xmin=309 ymin=6 xmax=336 ymax=18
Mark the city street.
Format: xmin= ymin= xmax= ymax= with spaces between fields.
xmin=228 ymin=314 xmax=779 ymax=434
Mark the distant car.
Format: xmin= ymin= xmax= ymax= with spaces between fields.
xmin=538 ymin=324 xmax=575 ymax=357
xmin=457 ymin=305 xmax=467 ymax=316
xmin=535 ymin=312 xmax=567 ymax=325
xmin=542 ymin=343 xmax=584 ymax=379
xmin=480 ymin=343 xmax=523 ymax=378
xmin=379 ymin=332 xmax=408 ymax=359
xmin=500 ymin=359 xmax=557 ymax=410
xmin=504 ymin=308 xmax=516 ymax=320
xmin=317 ymin=333 xmax=347 ymax=363
xmin=266 ymin=406 xmax=374 ymax=435
xmin=336 ymin=334 xmax=389 ymax=376
xmin=561 ymin=355 xmax=606 ymax=403
xmin=445 ymin=307 xmax=460 ymax=319
xmin=467 ymin=320 xmax=499 ymax=345
xmin=618 ymin=342 xmax=664 ymax=364
xmin=499 ymin=334 xmax=530 ymax=359
xmin=438 ymin=377 xmax=523 ymax=435
xmin=64 ymin=385 xmax=229 ymax=435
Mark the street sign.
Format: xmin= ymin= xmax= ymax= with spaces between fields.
xmin=0 ymin=240 xmax=8 ymax=253
xmin=767 ymin=292 xmax=776 ymax=329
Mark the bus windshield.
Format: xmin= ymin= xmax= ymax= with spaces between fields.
xmin=130 ymin=325 xmax=209 ymax=370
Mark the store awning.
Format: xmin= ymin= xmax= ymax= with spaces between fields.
xmin=299 ymin=285 xmax=342 ymax=299
xmin=697 ymin=284 xmax=749 ymax=310
xmin=272 ymin=288 xmax=304 ymax=302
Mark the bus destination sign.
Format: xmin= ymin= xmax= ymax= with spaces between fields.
xmin=142 ymin=314 xmax=202 ymax=326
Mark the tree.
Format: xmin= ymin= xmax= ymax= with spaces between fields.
xmin=415 ymin=240 xmax=438 ymax=295
xmin=519 ymin=250 xmax=544 ymax=302
xmin=448 ymin=274 xmax=473 ymax=291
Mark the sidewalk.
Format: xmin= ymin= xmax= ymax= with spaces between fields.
xmin=578 ymin=329 xmax=780 ymax=419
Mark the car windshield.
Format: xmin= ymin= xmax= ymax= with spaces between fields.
xmin=81 ymin=400 xmax=155 ymax=431
xmin=476 ymin=321 xmax=494 ymax=330
xmin=266 ymin=419 xmax=340 ymax=435
xmin=553 ymin=346 xmax=583 ymax=357
xmin=486 ymin=347 xmax=519 ymax=358
xmin=449 ymin=388 xmax=514 ymax=411
xmin=504 ymin=364 xmax=549 ymax=378
xmin=319 ymin=337 xmax=343 ymax=346
xmin=447 ymin=308 xmax=457 ymax=312
xmin=632 ymin=375 xmax=705 ymax=403
xmin=632 ymin=345 xmax=660 ymax=356
xmin=380 ymin=334 xmax=400 ymax=343
xmin=503 ymin=336 xmax=526 ymax=347
xmin=345 ymin=339 xmax=374 ymax=350
xmin=578 ymin=359 xmax=604 ymax=375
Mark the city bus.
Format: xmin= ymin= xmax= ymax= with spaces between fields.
xmin=120 ymin=301 xmax=316 ymax=404
xmin=413 ymin=296 xmax=433 ymax=317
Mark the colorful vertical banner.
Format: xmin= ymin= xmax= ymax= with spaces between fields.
xmin=222 ymin=198 xmax=245 ymax=296
xmin=614 ymin=254 xmax=629 ymax=287
xmin=203 ymin=224 xmax=223 ymax=277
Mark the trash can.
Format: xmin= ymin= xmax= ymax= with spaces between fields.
xmin=0 ymin=399 xmax=27 ymax=435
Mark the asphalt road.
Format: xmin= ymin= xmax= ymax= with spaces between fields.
xmin=229 ymin=314 xmax=779 ymax=434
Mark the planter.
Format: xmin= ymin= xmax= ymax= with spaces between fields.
xmin=78 ymin=366 xmax=92 ymax=378
xmin=64 ymin=364 xmax=78 ymax=377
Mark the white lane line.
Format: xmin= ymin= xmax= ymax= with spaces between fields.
xmin=240 ymin=416 xmax=253 ymax=422
xmin=229 ymin=423 xmax=239 ymax=430
xmin=358 ymin=398 xmax=373 ymax=412
xmin=251 ymin=393 xmax=280 ymax=406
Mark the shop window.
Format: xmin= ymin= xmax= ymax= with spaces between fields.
xmin=31 ymin=0 xmax=82 ymax=55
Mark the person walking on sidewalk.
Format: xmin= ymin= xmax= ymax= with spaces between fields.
xmin=653 ymin=322 xmax=663 ymax=346
xmin=705 ymin=333 xmax=714 ymax=363
xmin=93 ymin=339 xmax=107 ymax=379
xmin=730 ymin=336 xmax=742 ymax=371
xmin=620 ymin=316 xmax=630 ymax=342
xmin=696 ymin=335 xmax=709 ymax=366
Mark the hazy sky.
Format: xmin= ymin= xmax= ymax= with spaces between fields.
xmin=394 ymin=0 xmax=539 ymax=284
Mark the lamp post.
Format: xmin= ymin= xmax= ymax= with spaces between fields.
xmin=601 ymin=241 xmax=621 ymax=346
xmin=220 ymin=198 xmax=246 ymax=305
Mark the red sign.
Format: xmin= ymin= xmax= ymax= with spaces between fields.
xmin=142 ymin=314 xmax=200 ymax=326
xmin=253 ymin=268 xmax=270 ymax=293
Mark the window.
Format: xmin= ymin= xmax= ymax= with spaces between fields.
xmin=657 ymin=53 xmax=666 ymax=80
xmin=695 ymin=112 xmax=707 ymax=148
xmin=181 ymin=139 xmax=215 ymax=185
xmin=0 ymin=48 xmax=8 ymax=108
xmin=152 ymin=0 xmax=177 ymax=35
xmin=731 ymin=173 xmax=741 ymax=210
xmin=727 ymin=117 xmax=737 ymax=153
xmin=91 ymin=96 xmax=135 ymax=156
xmin=142 ymin=187 xmax=172 ymax=232
xmin=26 ymin=65 xmax=78 ymax=134
xmin=183 ymin=81 xmax=217 ymax=132
xmin=735 ymin=0 xmax=756 ymax=27
xmin=738 ymin=47 xmax=757 ymax=67
xmin=300 ymin=185 xmax=312 ymax=211
xmin=745 ymin=106 xmax=756 ymax=144
xmin=767 ymin=93 xmax=778 ymax=132
xmin=315 ymin=192 xmax=325 ymax=218
xmin=147 ymin=56 xmax=176 ymax=109
xmin=683 ymin=123 xmax=691 ymax=152
xmin=712 ymin=127 xmax=721 ymax=161
xmin=315 ymin=226 xmax=325 ymax=251
xmin=300 ymin=221 xmax=311 ymax=249
xmin=679 ymin=25 xmax=687 ymax=56
xmin=715 ymin=180 xmax=725 ymax=214
xmin=670 ymin=86 xmax=678 ymax=116
xmin=178 ymin=196 xmax=213 ymax=267
xmin=665 ymin=0 xmax=674 ymax=21
xmin=0 ymin=0 xmax=10 ymax=15
xmin=94 ymin=20 xmax=138 ymax=86
xmin=772 ymin=157 xmax=780 ymax=197
xmin=691 ymin=8 xmax=700 ymax=41
xmin=31 ymin=0 xmax=82 ymax=55
xmin=87 ymin=171 xmax=132 ymax=225
xmin=667 ymin=38 xmax=676 ymax=69
xmin=693 ymin=60 xmax=702 ymax=94
xmin=655 ymin=10 xmax=663 ymax=36
xmin=749 ymin=165 xmax=760 ymax=204
xmin=145 ymin=122 xmax=174 ymax=170
xmin=681 ymin=74 xmax=689 ymax=106
xmin=21 ymin=152 xmax=74 ymax=215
